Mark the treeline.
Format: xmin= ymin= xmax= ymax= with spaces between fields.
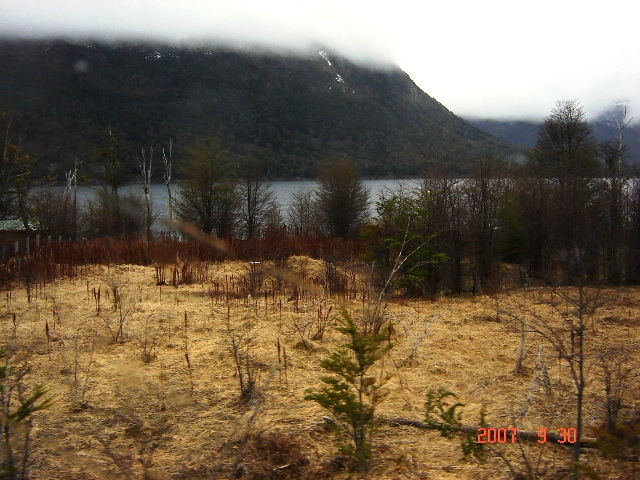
xmin=1 ymin=139 xmax=371 ymax=246
xmin=2 ymin=100 xmax=638 ymax=293
xmin=364 ymin=100 xmax=638 ymax=293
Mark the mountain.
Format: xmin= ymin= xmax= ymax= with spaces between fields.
xmin=465 ymin=119 xmax=540 ymax=149
xmin=0 ymin=39 xmax=513 ymax=180
xmin=468 ymin=111 xmax=640 ymax=164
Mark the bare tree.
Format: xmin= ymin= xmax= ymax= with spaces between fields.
xmin=421 ymin=176 xmax=468 ymax=293
xmin=162 ymin=139 xmax=174 ymax=236
xmin=0 ymin=113 xmax=17 ymax=219
xmin=600 ymin=105 xmax=632 ymax=283
xmin=286 ymin=187 xmax=315 ymax=235
xmin=526 ymin=286 xmax=604 ymax=472
xmin=65 ymin=157 xmax=81 ymax=240
xmin=95 ymin=126 xmax=125 ymax=195
xmin=529 ymin=100 xmax=601 ymax=280
xmin=238 ymin=157 xmax=275 ymax=239
xmin=174 ymin=138 xmax=239 ymax=238
xmin=315 ymin=159 xmax=369 ymax=238
xmin=465 ymin=157 xmax=508 ymax=292
xmin=139 ymin=146 xmax=154 ymax=240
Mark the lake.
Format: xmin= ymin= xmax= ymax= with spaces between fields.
xmin=37 ymin=179 xmax=421 ymax=230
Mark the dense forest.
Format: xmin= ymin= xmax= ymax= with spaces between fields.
xmin=0 ymin=39 xmax=512 ymax=180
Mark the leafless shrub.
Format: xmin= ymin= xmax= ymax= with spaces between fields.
xmin=323 ymin=262 xmax=347 ymax=296
xmin=139 ymin=315 xmax=167 ymax=364
xmin=394 ymin=310 xmax=443 ymax=366
xmin=311 ymin=304 xmax=335 ymax=341
xmin=290 ymin=314 xmax=316 ymax=351
xmin=589 ymin=339 xmax=640 ymax=465
xmin=101 ymin=278 xmax=138 ymax=344
xmin=81 ymin=190 xmax=147 ymax=238
xmin=68 ymin=318 xmax=99 ymax=410
xmin=223 ymin=305 xmax=258 ymax=400
xmin=241 ymin=431 xmax=310 ymax=479
xmin=27 ymin=186 xmax=77 ymax=240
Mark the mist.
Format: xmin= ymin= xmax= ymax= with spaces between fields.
xmin=1 ymin=0 xmax=637 ymax=122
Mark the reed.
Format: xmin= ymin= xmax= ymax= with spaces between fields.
xmin=1 ymin=233 xmax=367 ymax=296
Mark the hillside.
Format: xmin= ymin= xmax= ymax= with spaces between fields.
xmin=0 ymin=39 xmax=513 ymax=180
xmin=469 ymin=112 xmax=640 ymax=164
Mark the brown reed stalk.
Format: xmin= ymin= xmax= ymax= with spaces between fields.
xmin=78 ymin=326 xmax=97 ymax=409
xmin=276 ymin=338 xmax=285 ymax=386
xmin=264 ymin=289 xmax=268 ymax=316
xmin=184 ymin=351 xmax=194 ymax=394
xmin=283 ymin=346 xmax=288 ymax=387
xmin=183 ymin=310 xmax=188 ymax=350
xmin=183 ymin=310 xmax=194 ymax=393
xmin=45 ymin=319 xmax=51 ymax=360
xmin=52 ymin=301 xmax=61 ymax=328
xmin=92 ymin=286 xmax=101 ymax=313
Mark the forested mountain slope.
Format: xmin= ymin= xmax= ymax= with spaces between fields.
xmin=0 ymin=40 xmax=513 ymax=179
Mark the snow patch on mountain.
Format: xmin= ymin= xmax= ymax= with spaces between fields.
xmin=318 ymin=50 xmax=331 ymax=66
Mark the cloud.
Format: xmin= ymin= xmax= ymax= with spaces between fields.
xmin=1 ymin=0 xmax=638 ymax=121
xmin=0 ymin=1 xmax=398 ymax=64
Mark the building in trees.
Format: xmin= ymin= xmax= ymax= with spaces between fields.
xmin=314 ymin=159 xmax=369 ymax=238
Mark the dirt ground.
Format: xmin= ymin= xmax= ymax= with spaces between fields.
xmin=2 ymin=258 xmax=639 ymax=479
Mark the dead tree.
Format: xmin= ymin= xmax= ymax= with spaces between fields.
xmin=162 ymin=139 xmax=174 ymax=238
xmin=139 ymin=146 xmax=154 ymax=240
xmin=527 ymin=286 xmax=604 ymax=472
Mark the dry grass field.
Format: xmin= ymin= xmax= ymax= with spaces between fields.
xmin=2 ymin=257 xmax=640 ymax=479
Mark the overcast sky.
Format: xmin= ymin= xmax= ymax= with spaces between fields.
xmin=1 ymin=0 xmax=637 ymax=122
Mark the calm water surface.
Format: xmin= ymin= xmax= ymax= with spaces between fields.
xmin=37 ymin=179 xmax=421 ymax=230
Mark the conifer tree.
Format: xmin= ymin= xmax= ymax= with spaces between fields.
xmin=305 ymin=309 xmax=393 ymax=473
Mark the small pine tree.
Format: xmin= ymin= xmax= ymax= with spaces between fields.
xmin=304 ymin=309 xmax=393 ymax=473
